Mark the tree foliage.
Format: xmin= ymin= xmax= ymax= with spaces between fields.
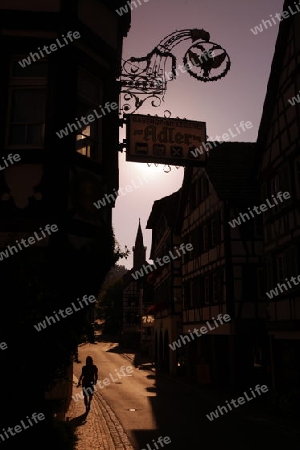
xmin=96 ymin=278 xmax=123 ymax=335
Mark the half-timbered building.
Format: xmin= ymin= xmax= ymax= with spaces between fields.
xmin=146 ymin=190 xmax=182 ymax=375
xmin=179 ymin=143 xmax=267 ymax=389
xmin=257 ymin=0 xmax=300 ymax=390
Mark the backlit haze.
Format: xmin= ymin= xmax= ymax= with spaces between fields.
xmin=114 ymin=0 xmax=284 ymax=269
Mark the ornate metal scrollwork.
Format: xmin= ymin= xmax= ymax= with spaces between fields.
xmin=119 ymin=28 xmax=231 ymax=115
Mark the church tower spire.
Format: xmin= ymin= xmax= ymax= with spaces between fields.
xmin=132 ymin=218 xmax=147 ymax=269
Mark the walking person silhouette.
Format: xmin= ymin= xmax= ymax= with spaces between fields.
xmin=77 ymin=356 xmax=98 ymax=412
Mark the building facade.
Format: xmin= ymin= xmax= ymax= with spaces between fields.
xmin=0 ymin=0 xmax=130 ymax=422
xmin=121 ymin=220 xmax=154 ymax=350
xmin=146 ymin=190 xmax=183 ymax=375
xmin=179 ymin=143 xmax=268 ymax=389
xmin=257 ymin=0 xmax=300 ymax=391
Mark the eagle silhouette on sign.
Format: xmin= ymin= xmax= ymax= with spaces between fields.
xmin=119 ymin=28 xmax=231 ymax=114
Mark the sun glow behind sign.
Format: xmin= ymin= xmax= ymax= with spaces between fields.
xmin=125 ymin=114 xmax=207 ymax=166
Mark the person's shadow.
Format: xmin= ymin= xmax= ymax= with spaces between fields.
xmin=68 ymin=411 xmax=88 ymax=428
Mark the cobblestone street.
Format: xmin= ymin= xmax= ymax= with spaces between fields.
xmin=65 ymin=343 xmax=300 ymax=450
xmin=67 ymin=375 xmax=134 ymax=450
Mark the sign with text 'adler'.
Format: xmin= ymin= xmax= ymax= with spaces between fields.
xmin=125 ymin=114 xmax=207 ymax=166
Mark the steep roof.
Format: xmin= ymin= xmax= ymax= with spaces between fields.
xmin=146 ymin=189 xmax=181 ymax=229
xmin=132 ymin=218 xmax=147 ymax=270
xmin=134 ymin=218 xmax=144 ymax=249
xmin=205 ymin=142 xmax=258 ymax=202
xmin=255 ymin=0 xmax=293 ymax=174
xmin=177 ymin=141 xmax=258 ymax=228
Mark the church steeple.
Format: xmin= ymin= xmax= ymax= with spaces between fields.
xmin=132 ymin=218 xmax=147 ymax=269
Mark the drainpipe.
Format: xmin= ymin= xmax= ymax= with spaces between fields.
xmin=170 ymin=231 xmax=175 ymax=316
xmin=269 ymin=334 xmax=276 ymax=389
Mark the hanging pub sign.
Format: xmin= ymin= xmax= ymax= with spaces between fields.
xmin=125 ymin=114 xmax=207 ymax=167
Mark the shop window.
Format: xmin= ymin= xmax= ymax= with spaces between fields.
xmin=6 ymin=59 xmax=48 ymax=148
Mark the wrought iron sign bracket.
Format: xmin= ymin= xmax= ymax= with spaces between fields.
xmin=118 ymin=28 xmax=231 ymax=117
xmin=118 ymin=139 xmax=127 ymax=153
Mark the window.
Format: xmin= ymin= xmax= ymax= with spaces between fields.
xmin=192 ymin=277 xmax=201 ymax=307
xmin=270 ymin=176 xmax=280 ymax=213
xmin=189 ymin=280 xmax=194 ymax=308
xmin=270 ymin=176 xmax=280 ymax=194
xmin=266 ymin=256 xmax=274 ymax=291
xmin=255 ymin=214 xmax=263 ymax=237
xmin=242 ymin=265 xmax=258 ymax=301
xmin=211 ymin=270 xmax=223 ymax=304
xmin=77 ymin=68 xmax=102 ymax=161
xmin=76 ymin=101 xmax=95 ymax=158
xmin=204 ymin=277 xmax=210 ymax=304
xmin=220 ymin=268 xmax=225 ymax=302
xmin=197 ymin=177 xmax=209 ymax=202
xmin=190 ymin=182 xmax=197 ymax=210
xmin=265 ymin=223 xmax=272 ymax=243
xmin=282 ymin=214 xmax=289 ymax=233
xmin=197 ymin=226 xmax=203 ymax=255
xmin=212 ymin=272 xmax=219 ymax=303
xmin=211 ymin=218 xmax=217 ymax=246
xmin=126 ymin=312 xmax=139 ymax=325
xmin=11 ymin=60 xmax=48 ymax=78
xmin=183 ymin=282 xmax=191 ymax=309
xmin=279 ymin=164 xmax=290 ymax=195
xmin=295 ymin=159 xmax=300 ymax=198
xmin=198 ymin=178 xmax=203 ymax=202
xmin=128 ymin=296 xmax=138 ymax=308
xmin=6 ymin=59 xmax=48 ymax=148
xmin=184 ymin=235 xmax=193 ymax=262
xmin=262 ymin=183 xmax=270 ymax=219
xmin=199 ymin=277 xmax=205 ymax=305
xmin=264 ymin=182 xmax=269 ymax=197
xmin=196 ymin=177 xmax=202 ymax=204
xmin=284 ymin=247 xmax=297 ymax=278
xmin=203 ymin=177 xmax=209 ymax=199
xmin=191 ymin=228 xmax=199 ymax=258
xmin=258 ymin=268 xmax=265 ymax=298
xmin=276 ymin=254 xmax=284 ymax=282
xmin=203 ymin=225 xmax=209 ymax=251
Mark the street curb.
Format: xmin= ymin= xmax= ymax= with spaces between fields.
xmin=120 ymin=352 xmax=156 ymax=372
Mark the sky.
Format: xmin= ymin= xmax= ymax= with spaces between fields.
xmin=113 ymin=0 xmax=285 ymax=269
